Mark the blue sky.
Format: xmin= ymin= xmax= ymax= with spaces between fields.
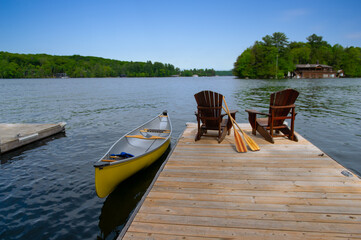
xmin=1 ymin=0 xmax=361 ymax=70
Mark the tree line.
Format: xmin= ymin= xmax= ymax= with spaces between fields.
xmin=181 ymin=68 xmax=215 ymax=76
xmin=0 ymin=52 xmax=216 ymax=78
xmin=233 ymin=32 xmax=361 ymax=79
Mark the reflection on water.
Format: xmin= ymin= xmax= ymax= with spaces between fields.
xmin=0 ymin=77 xmax=360 ymax=239
xmin=97 ymin=147 xmax=170 ymax=240
xmin=1 ymin=132 xmax=66 ymax=164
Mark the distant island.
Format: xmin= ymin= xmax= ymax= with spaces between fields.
xmin=233 ymin=32 xmax=361 ymax=79
xmin=0 ymin=52 xmax=221 ymax=78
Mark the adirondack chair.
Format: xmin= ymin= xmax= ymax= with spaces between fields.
xmin=194 ymin=90 xmax=236 ymax=143
xmin=245 ymin=89 xmax=299 ymax=143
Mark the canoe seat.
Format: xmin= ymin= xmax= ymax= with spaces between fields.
xmin=101 ymin=159 xmax=116 ymax=162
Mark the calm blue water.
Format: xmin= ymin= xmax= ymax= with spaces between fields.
xmin=1 ymin=77 xmax=360 ymax=239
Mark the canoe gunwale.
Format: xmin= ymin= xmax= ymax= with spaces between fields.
xmin=94 ymin=111 xmax=172 ymax=168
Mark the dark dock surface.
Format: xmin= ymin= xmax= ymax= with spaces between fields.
xmin=120 ymin=123 xmax=361 ymax=239
xmin=0 ymin=122 xmax=66 ymax=153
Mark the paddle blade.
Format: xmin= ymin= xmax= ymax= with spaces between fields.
xmin=243 ymin=133 xmax=260 ymax=151
xmin=234 ymin=129 xmax=247 ymax=153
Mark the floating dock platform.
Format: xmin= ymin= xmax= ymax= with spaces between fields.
xmin=0 ymin=122 xmax=66 ymax=154
xmin=120 ymin=122 xmax=361 ymax=239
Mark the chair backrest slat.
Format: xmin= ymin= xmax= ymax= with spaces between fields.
xmin=195 ymin=90 xmax=223 ymax=128
xmin=268 ymin=89 xmax=299 ymax=126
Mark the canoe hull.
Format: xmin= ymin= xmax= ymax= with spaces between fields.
xmin=95 ymin=138 xmax=170 ymax=198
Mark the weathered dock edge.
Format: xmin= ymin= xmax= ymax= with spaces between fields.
xmin=0 ymin=122 xmax=66 ymax=154
xmin=120 ymin=122 xmax=361 ymax=239
xmin=117 ymin=129 xmax=184 ymax=239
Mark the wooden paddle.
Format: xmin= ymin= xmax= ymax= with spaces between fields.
xmin=222 ymin=105 xmax=260 ymax=151
xmin=222 ymin=98 xmax=247 ymax=153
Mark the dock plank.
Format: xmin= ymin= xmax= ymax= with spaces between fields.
xmin=126 ymin=222 xmax=361 ymax=240
xmin=121 ymin=123 xmax=361 ymax=239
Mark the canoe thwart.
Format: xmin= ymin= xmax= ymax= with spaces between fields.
xmin=140 ymin=129 xmax=171 ymax=133
xmin=126 ymin=135 xmax=166 ymax=140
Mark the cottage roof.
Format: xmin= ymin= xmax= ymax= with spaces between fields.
xmin=295 ymin=64 xmax=332 ymax=69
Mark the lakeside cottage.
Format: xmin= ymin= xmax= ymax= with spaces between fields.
xmin=55 ymin=73 xmax=69 ymax=78
xmin=293 ymin=64 xmax=340 ymax=79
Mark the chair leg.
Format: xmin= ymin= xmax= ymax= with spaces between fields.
xmin=247 ymin=112 xmax=257 ymax=135
xmin=218 ymin=120 xmax=228 ymax=143
xmin=195 ymin=134 xmax=200 ymax=141
xmin=218 ymin=124 xmax=221 ymax=143
xmin=195 ymin=118 xmax=201 ymax=141
xmin=219 ymin=128 xmax=227 ymax=143
xmin=280 ymin=127 xmax=298 ymax=142
xmin=256 ymin=125 xmax=274 ymax=143
xmin=290 ymin=107 xmax=296 ymax=140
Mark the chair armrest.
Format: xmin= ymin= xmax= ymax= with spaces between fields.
xmin=222 ymin=110 xmax=238 ymax=116
xmin=228 ymin=110 xmax=238 ymax=114
xmin=245 ymin=109 xmax=270 ymax=116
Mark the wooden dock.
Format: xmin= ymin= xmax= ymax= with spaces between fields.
xmin=120 ymin=123 xmax=361 ymax=239
xmin=0 ymin=122 xmax=66 ymax=154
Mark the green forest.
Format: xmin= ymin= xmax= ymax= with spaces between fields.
xmin=215 ymin=70 xmax=233 ymax=76
xmin=0 ymin=52 xmax=216 ymax=78
xmin=233 ymin=33 xmax=361 ymax=79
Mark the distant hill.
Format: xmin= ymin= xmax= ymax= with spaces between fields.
xmin=0 ymin=52 xmax=216 ymax=78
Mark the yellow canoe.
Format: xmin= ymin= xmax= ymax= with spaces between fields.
xmin=94 ymin=111 xmax=172 ymax=198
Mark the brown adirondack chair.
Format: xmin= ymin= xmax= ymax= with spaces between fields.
xmin=245 ymin=89 xmax=299 ymax=143
xmin=194 ymin=90 xmax=236 ymax=143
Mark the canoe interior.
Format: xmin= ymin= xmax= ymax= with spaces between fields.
xmin=94 ymin=112 xmax=172 ymax=198
xmin=98 ymin=113 xmax=171 ymax=165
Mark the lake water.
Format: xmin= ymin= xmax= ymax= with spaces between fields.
xmin=1 ymin=77 xmax=360 ymax=239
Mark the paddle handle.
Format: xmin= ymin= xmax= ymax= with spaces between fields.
xmin=223 ymin=98 xmax=236 ymax=127
xmin=222 ymin=106 xmax=236 ymax=131
xmin=222 ymin=97 xmax=247 ymax=153
xmin=222 ymin=106 xmax=244 ymax=134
